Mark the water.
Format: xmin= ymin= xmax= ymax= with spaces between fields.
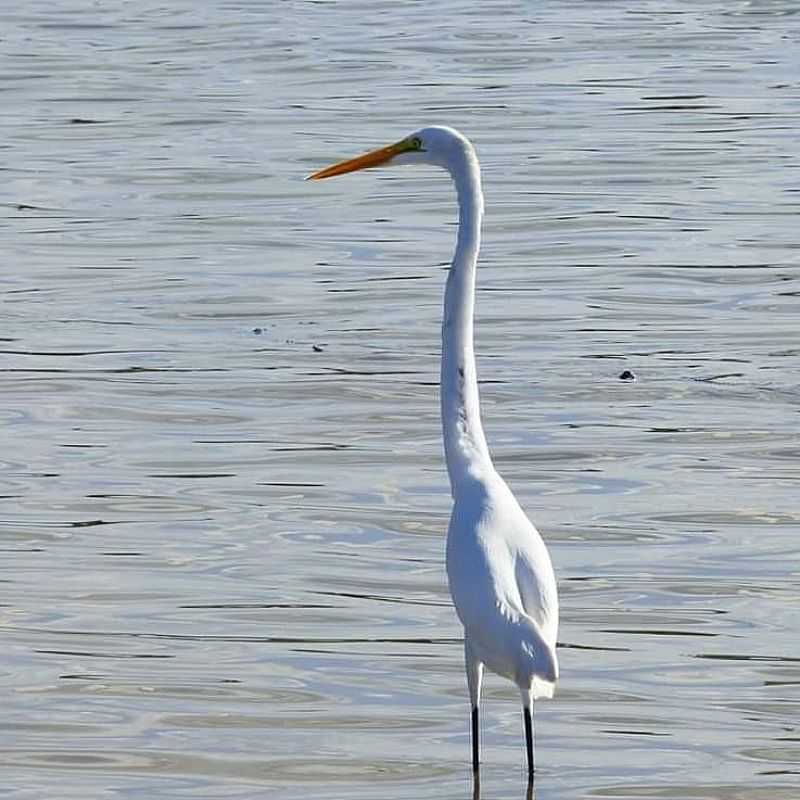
xmin=1 ymin=1 xmax=799 ymax=798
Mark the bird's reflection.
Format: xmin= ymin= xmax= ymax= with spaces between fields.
xmin=470 ymin=773 xmax=535 ymax=800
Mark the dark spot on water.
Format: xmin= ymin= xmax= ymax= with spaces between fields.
xmin=312 ymin=344 xmax=324 ymax=352
xmin=252 ymin=327 xmax=263 ymax=335
xmin=69 ymin=117 xmax=101 ymax=124
xmin=619 ymin=369 xmax=636 ymax=381
xmin=458 ymin=366 xmax=464 ymax=379
xmin=148 ymin=473 xmax=236 ymax=478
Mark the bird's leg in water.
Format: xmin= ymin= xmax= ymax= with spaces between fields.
xmin=471 ymin=706 xmax=480 ymax=773
xmin=472 ymin=769 xmax=481 ymax=800
xmin=523 ymin=700 xmax=535 ymax=778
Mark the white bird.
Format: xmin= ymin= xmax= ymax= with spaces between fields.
xmin=308 ymin=126 xmax=559 ymax=779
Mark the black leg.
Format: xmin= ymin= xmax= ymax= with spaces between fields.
xmin=526 ymin=772 xmax=534 ymax=800
xmin=523 ymin=704 xmax=534 ymax=778
xmin=472 ymin=768 xmax=481 ymax=800
xmin=471 ymin=706 xmax=480 ymax=774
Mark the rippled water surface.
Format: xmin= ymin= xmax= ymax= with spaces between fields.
xmin=2 ymin=1 xmax=799 ymax=798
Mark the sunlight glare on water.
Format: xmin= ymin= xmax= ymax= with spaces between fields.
xmin=1 ymin=1 xmax=799 ymax=799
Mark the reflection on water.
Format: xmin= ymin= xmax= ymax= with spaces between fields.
xmin=2 ymin=0 xmax=799 ymax=799
xmin=472 ymin=772 xmax=533 ymax=800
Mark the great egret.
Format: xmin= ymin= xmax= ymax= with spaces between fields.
xmin=308 ymin=126 xmax=559 ymax=779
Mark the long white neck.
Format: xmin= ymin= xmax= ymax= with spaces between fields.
xmin=440 ymin=151 xmax=494 ymax=491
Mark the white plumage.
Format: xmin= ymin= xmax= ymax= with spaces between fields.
xmin=309 ymin=125 xmax=559 ymax=780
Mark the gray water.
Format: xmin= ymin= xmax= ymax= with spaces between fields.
xmin=2 ymin=1 xmax=799 ymax=798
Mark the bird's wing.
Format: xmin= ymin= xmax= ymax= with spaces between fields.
xmin=513 ymin=542 xmax=558 ymax=645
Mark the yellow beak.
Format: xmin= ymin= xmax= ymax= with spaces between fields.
xmin=306 ymin=138 xmax=415 ymax=181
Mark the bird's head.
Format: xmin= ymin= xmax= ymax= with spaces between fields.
xmin=307 ymin=125 xmax=476 ymax=180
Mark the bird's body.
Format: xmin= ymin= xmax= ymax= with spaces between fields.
xmin=447 ymin=472 xmax=559 ymax=698
xmin=309 ymin=126 xmax=559 ymax=780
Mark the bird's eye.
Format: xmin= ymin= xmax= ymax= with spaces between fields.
xmin=411 ymin=137 xmax=423 ymax=150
